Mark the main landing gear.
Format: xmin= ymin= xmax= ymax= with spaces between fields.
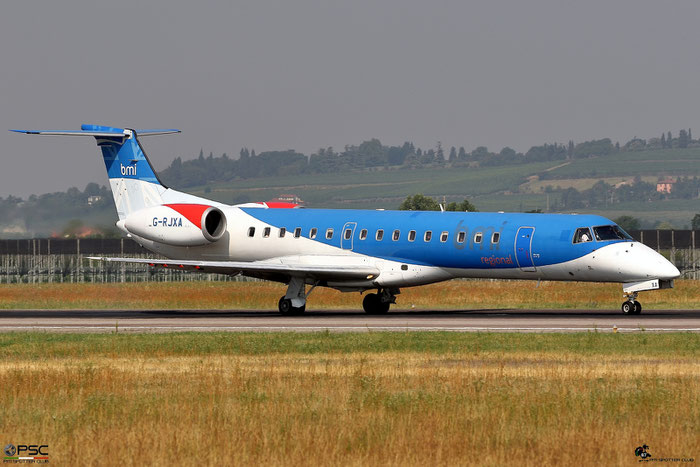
xmin=278 ymin=277 xmax=316 ymax=315
xmin=621 ymin=291 xmax=642 ymax=315
xmin=362 ymin=288 xmax=398 ymax=314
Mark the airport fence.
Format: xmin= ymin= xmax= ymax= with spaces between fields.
xmin=0 ymin=230 xmax=697 ymax=284
xmin=0 ymin=238 xmax=246 ymax=283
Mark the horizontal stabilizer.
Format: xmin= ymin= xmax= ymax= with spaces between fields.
xmin=10 ymin=129 xmax=126 ymax=137
xmin=10 ymin=125 xmax=180 ymax=137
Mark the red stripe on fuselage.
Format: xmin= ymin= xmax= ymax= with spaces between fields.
xmin=258 ymin=202 xmax=299 ymax=209
xmin=164 ymin=204 xmax=210 ymax=228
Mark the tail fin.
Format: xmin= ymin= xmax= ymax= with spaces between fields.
xmin=11 ymin=125 xmax=180 ymax=220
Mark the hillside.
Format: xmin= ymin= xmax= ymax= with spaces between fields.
xmin=2 ymin=141 xmax=700 ymax=237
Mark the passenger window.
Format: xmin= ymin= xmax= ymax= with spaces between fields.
xmin=247 ymin=227 xmax=255 ymax=237
xmin=294 ymin=227 xmax=301 ymax=238
xmin=424 ymin=231 xmax=432 ymax=242
xmin=263 ymin=227 xmax=271 ymax=238
xmin=376 ymin=229 xmax=384 ymax=241
xmin=310 ymin=228 xmax=317 ymax=239
xmin=457 ymin=231 xmax=466 ymax=243
xmin=279 ymin=227 xmax=286 ymax=238
xmin=359 ymin=229 xmax=368 ymax=240
xmin=573 ymin=227 xmax=593 ymax=243
xmin=408 ymin=230 xmax=416 ymax=242
xmin=440 ymin=231 xmax=448 ymax=242
xmin=492 ymin=232 xmax=500 ymax=244
xmin=392 ymin=230 xmax=400 ymax=241
xmin=474 ymin=232 xmax=482 ymax=243
xmin=326 ymin=228 xmax=334 ymax=239
xmin=344 ymin=228 xmax=352 ymax=240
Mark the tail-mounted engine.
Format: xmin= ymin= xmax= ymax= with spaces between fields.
xmin=122 ymin=204 xmax=227 ymax=246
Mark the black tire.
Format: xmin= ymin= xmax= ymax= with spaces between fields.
xmin=621 ymin=301 xmax=635 ymax=314
xmin=279 ymin=297 xmax=305 ymax=315
xmin=278 ymin=297 xmax=293 ymax=314
xmin=363 ymin=293 xmax=390 ymax=314
xmin=633 ymin=302 xmax=642 ymax=314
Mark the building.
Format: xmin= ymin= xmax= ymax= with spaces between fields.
xmin=656 ymin=179 xmax=675 ymax=194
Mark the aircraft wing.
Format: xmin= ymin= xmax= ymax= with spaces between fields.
xmin=88 ymin=256 xmax=380 ymax=282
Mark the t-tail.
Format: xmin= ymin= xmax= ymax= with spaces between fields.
xmin=10 ymin=125 xmax=203 ymax=220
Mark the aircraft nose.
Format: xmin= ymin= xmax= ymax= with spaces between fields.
xmin=658 ymin=255 xmax=681 ymax=280
xmin=634 ymin=243 xmax=680 ymax=280
xmin=595 ymin=242 xmax=681 ymax=282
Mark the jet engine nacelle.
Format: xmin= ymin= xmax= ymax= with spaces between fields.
xmin=122 ymin=204 xmax=227 ymax=246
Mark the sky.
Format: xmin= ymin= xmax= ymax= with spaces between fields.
xmin=2 ymin=0 xmax=700 ymax=197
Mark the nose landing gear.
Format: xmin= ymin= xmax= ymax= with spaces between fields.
xmin=621 ymin=291 xmax=642 ymax=314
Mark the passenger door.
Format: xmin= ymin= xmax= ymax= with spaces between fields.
xmin=341 ymin=222 xmax=357 ymax=250
xmin=515 ymin=226 xmax=536 ymax=272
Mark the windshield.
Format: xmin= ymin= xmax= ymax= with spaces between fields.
xmin=593 ymin=225 xmax=633 ymax=241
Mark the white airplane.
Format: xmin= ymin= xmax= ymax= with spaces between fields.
xmin=12 ymin=125 xmax=680 ymax=314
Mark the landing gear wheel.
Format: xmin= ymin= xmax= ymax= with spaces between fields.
xmin=633 ymin=302 xmax=642 ymax=314
xmin=621 ymin=301 xmax=635 ymax=314
xmin=278 ymin=297 xmax=305 ymax=315
xmin=363 ymin=293 xmax=390 ymax=314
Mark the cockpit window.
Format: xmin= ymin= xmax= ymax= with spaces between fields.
xmin=573 ymin=227 xmax=593 ymax=243
xmin=593 ymin=225 xmax=633 ymax=241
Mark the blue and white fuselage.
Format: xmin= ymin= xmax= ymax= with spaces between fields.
xmin=12 ymin=125 xmax=680 ymax=314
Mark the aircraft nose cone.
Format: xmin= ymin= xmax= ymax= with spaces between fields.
xmin=659 ymin=259 xmax=681 ymax=280
xmin=638 ymin=243 xmax=680 ymax=280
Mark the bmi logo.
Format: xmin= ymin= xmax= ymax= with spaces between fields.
xmin=120 ymin=163 xmax=137 ymax=176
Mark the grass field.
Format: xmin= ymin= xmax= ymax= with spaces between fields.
xmin=0 ymin=332 xmax=697 ymax=465
xmin=0 ymin=279 xmax=698 ymax=310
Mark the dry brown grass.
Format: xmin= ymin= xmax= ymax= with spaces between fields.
xmin=0 ymin=279 xmax=697 ymax=310
xmin=0 ymin=349 xmax=697 ymax=466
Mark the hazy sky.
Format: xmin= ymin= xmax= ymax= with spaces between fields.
xmin=2 ymin=0 xmax=699 ymax=197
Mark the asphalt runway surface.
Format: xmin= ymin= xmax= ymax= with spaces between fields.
xmin=0 ymin=308 xmax=698 ymax=333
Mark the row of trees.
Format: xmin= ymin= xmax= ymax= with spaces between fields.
xmin=159 ymin=129 xmax=696 ymax=188
xmin=0 ymin=183 xmax=115 ymax=236
xmin=398 ymin=194 xmax=478 ymax=212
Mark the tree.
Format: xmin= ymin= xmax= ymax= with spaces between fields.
xmin=448 ymin=146 xmax=457 ymax=162
xmin=445 ymin=199 xmax=478 ymax=212
xmin=613 ymin=215 xmax=641 ymax=232
xmin=436 ymin=142 xmax=444 ymax=162
xmin=692 ymin=213 xmax=700 ymax=230
xmin=84 ymin=182 xmax=101 ymax=196
xmin=398 ymin=194 xmax=440 ymax=211
xmin=667 ymin=131 xmax=673 ymax=147
xmin=661 ymin=133 xmax=666 ymax=148
xmin=678 ymin=129 xmax=689 ymax=148
xmin=458 ymin=147 xmax=467 ymax=160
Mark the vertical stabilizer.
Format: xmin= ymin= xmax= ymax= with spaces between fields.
xmin=11 ymin=125 xmax=181 ymax=220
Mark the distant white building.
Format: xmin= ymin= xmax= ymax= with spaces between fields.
xmin=87 ymin=195 xmax=103 ymax=205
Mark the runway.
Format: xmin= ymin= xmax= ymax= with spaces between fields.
xmin=0 ymin=308 xmax=698 ymax=333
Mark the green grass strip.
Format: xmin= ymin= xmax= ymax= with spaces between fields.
xmin=0 ymin=331 xmax=697 ymax=359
